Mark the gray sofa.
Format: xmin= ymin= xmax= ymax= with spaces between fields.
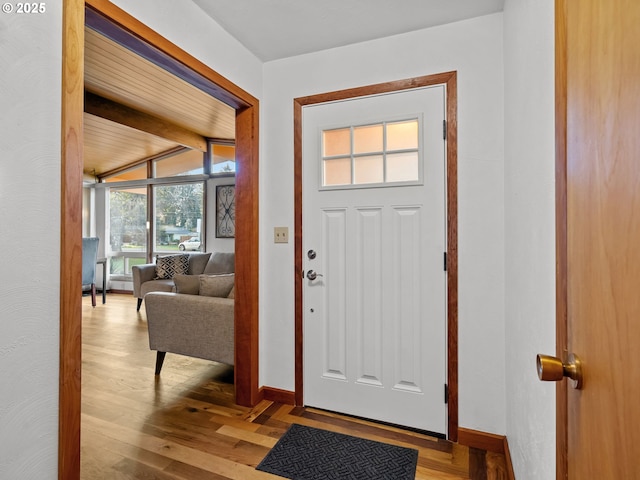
xmin=132 ymin=251 xmax=234 ymax=311
xmin=144 ymin=271 xmax=235 ymax=374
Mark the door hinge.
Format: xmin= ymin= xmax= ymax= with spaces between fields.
xmin=443 ymin=120 xmax=447 ymax=140
xmin=444 ymin=384 xmax=449 ymax=404
xmin=443 ymin=252 xmax=447 ymax=271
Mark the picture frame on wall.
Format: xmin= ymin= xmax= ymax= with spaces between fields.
xmin=216 ymin=184 xmax=235 ymax=238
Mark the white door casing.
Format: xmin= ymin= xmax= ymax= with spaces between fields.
xmin=302 ymin=86 xmax=447 ymax=434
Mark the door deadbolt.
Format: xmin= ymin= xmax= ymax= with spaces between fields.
xmin=307 ymin=249 xmax=317 ymax=260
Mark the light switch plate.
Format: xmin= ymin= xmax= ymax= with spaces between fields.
xmin=274 ymin=226 xmax=289 ymax=243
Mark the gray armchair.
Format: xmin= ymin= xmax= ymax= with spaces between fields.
xmin=82 ymin=237 xmax=99 ymax=307
xmin=145 ymin=292 xmax=234 ymax=374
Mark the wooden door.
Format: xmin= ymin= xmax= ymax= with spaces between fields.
xmin=302 ymin=86 xmax=448 ymax=434
xmin=557 ymin=0 xmax=640 ymax=477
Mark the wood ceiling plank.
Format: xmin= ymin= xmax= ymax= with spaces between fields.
xmin=85 ymin=92 xmax=207 ymax=152
xmin=84 ymin=27 xmax=235 ymax=140
xmin=83 ymin=113 xmax=179 ymax=175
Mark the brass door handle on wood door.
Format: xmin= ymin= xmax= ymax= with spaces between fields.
xmin=537 ymin=353 xmax=583 ymax=389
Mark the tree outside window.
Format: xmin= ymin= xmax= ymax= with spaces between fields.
xmin=109 ymin=187 xmax=147 ymax=275
xmin=154 ymin=183 xmax=204 ymax=252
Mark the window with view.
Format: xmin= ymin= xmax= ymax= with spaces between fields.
xmin=101 ymin=142 xmax=235 ymax=280
xmin=103 ymin=163 xmax=147 ymax=183
xmin=211 ymin=143 xmax=236 ymax=175
xmin=154 ymin=183 xmax=204 ymax=253
xmin=154 ymin=149 xmax=204 ymax=177
xmin=109 ymin=187 xmax=147 ymax=277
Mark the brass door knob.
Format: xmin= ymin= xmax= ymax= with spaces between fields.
xmin=536 ymin=353 xmax=583 ymax=389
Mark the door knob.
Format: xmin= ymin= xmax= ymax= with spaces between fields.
xmin=306 ymin=270 xmax=323 ymax=281
xmin=536 ymin=353 xmax=583 ymax=389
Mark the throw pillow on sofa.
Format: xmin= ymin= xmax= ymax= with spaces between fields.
xmin=199 ymin=274 xmax=234 ymax=297
xmin=155 ymin=254 xmax=189 ymax=279
xmin=187 ymin=252 xmax=212 ymax=274
xmin=173 ymin=274 xmax=201 ymax=294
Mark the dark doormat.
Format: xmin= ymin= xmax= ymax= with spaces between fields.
xmin=256 ymin=424 xmax=418 ymax=479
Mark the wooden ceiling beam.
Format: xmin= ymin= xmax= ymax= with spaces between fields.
xmin=84 ymin=91 xmax=208 ymax=152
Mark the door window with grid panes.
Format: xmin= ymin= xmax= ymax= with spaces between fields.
xmin=321 ymin=118 xmax=421 ymax=188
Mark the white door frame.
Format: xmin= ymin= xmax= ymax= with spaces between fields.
xmin=293 ymin=71 xmax=459 ymax=440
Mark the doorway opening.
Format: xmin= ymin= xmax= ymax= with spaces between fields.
xmin=60 ymin=2 xmax=259 ymax=478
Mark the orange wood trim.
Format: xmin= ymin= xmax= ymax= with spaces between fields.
xmin=59 ymin=1 xmax=84 ymax=479
xmin=555 ymin=1 xmax=569 ymax=479
xmin=294 ymin=72 xmax=458 ymax=106
xmin=261 ymin=387 xmax=296 ymax=405
xmin=503 ymin=437 xmax=516 ymax=480
xmin=234 ymin=103 xmax=261 ymax=407
xmin=458 ymin=427 xmax=505 ymax=454
xmin=293 ymin=72 xmax=458 ymax=439
xmin=445 ymin=72 xmax=459 ymax=443
xmin=293 ymin=98 xmax=304 ymax=407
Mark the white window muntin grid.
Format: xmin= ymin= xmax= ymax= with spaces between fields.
xmin=319 ymin=114 xmax=424 ymax=190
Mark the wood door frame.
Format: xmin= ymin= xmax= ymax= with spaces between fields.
xmin=293 ymin=71 xmax=459 ymax=440
xmin=60 ymin=1 xmax=261 ymax=478
xmin=555 ymin=0 xmax=569 ymax=478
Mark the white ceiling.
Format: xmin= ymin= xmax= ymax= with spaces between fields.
xmin=192 ymin=0 xmax=505 ymax=62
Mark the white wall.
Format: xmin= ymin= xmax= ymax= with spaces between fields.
xmin=0 ymin=5 xmax=62 ymax=478
xmin=262 ymin=14 xmax=506 ymax=434
xmin=504 ymin=0 xmax=556 ymax=478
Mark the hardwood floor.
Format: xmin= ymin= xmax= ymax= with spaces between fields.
xmin=81 ymin=294 xmax=507 ymax=479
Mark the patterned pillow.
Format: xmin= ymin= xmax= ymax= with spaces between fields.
xmin=155 ymin=254 xmax=189 ymax=279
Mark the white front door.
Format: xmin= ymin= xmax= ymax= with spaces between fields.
xmin=302 ymin=86 xmax=447 ymax=434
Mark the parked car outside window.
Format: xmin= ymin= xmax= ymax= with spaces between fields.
xmin=178 ymin=237 xmax=201 ymax=251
